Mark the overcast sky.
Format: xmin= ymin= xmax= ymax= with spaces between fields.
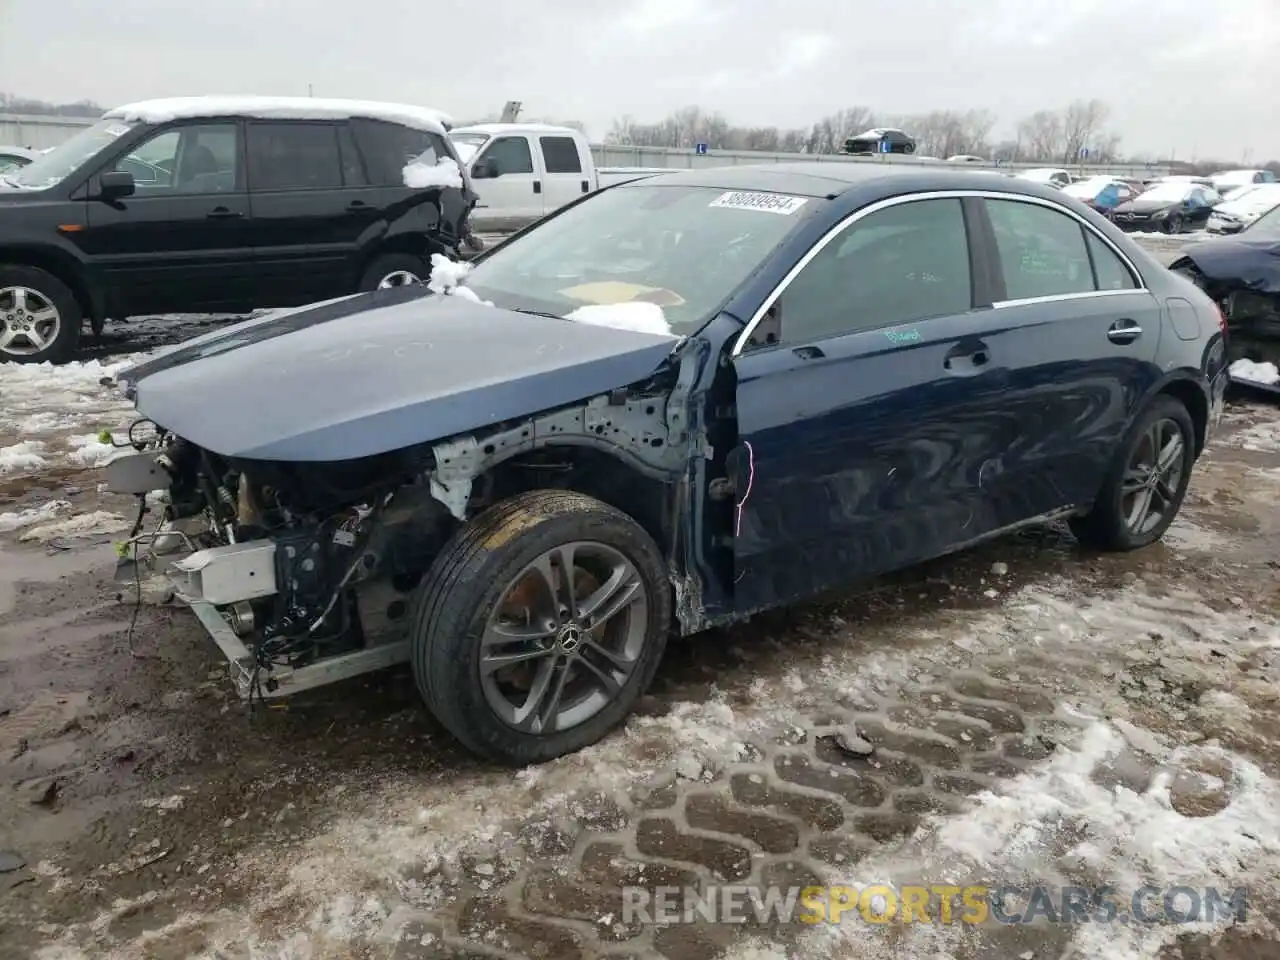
xmin=2 ymin=0 xmax=1277 ymax=161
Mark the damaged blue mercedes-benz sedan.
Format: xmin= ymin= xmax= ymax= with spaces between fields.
xmin=105 ymin=163 xmax=1228 ymax=765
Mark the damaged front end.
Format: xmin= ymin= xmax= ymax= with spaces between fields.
xmin=104 ymin=377 xmax=694 ymax=699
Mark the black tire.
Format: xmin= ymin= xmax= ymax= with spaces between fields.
xmin=1068 ymin=396 xmax=1196 ymax=551
xmin=411 ymin=490 xmax=672 ymax=765
xmin=0 ymin=265 xmax=82 ymax=364
xmin=1162 ymin=214 xmax=1184 ymax=235
xmin=358 ymin=253 xmax=428 ymax=293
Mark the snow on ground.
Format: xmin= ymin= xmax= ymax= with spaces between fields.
xmin=0 ymin=356 xmax=145 ymax=477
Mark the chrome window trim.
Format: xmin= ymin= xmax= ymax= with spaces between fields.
xmin=730 ymin=189 xmax=1149 ymax=358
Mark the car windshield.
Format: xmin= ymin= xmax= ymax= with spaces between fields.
xmin=7 ymin=118 xmax=137 ymax=189
xmin=464 ymin=184 xmax=818 ymax=334
xmin=449 ymin=132 xmax=488 ymax=163
xmin=1223 ymin=185 xmax=1280 ymax=214
xmin=1243 ymin=202 xmax=1280 ymax=238
xmin=1138 ymin=183 xmax=1191 ymax=203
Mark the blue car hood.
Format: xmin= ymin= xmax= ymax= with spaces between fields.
xmin=120 ymin=286 xmax=681 ymax=461
xmin=1184 ymin=236 xmax=1280 ymax=294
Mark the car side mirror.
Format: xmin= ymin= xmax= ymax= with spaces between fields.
xmin=471 ymin=159 xmax=496 ymax=179
xmin=97 ymin=170 xmax=135 ymax=200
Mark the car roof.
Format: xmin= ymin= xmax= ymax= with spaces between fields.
xmin=621 ymin=161 xmax=1066 ymax=201
xmin=103 ymin=96 xmax=453 ymax=134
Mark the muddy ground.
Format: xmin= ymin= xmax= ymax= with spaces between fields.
xmin=3 ymin=238 xmax=1280 ymax=960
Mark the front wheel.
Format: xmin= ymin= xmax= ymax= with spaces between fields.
xmin=1161 ymin=214 xmax=1184 ymax=235
xmin=1069 ymin=396 xmax=1196 ymax=551
xmin=358 ymin=253 xmax=428 ymax=292
xmin=411 ymin=490 xmax=672 ymax=765
xmin=0 ymin=265 xmax=82 ymax=364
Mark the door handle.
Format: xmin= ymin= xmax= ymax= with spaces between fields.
xmin=533 ymin=180 xmax=542 ymax=194
xmin=581 ymin=180 xmax=589 ymax=193
xmin=792 ymin=345 xmax=825 ymax=361
xmin=1107 ymin=319 xmax=1142 ymax=344
xmin=345 ymin=200 xmax=368 ymax=211
xmin=206 ymin=207 xmax=242 ymax=220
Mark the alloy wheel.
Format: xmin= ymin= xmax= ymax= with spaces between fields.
xmin=1121 ymin=418 xmax=1187 ymax=535
xmin=480 ymin=541 xmax=650 ymax=735
xmin=0 ymin=286 xmax=61 ymax=357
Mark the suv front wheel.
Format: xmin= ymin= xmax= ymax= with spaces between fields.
xmin=0 ymin=265 xmax=82 ymax=365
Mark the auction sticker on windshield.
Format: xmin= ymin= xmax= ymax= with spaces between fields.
xmin=709 ymin=191 xmax=808 ymax=215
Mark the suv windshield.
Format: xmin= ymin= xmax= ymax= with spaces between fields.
xmin=449 ymin=132 xmax=489 ymax=163
xmin=464 ymin=184 xmax=818 ymax=334
xmin=7 ymin=118 xmax=138 ymax=189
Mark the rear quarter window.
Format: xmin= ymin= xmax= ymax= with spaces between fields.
xmin=351 ymin=118 xmax=453 ymax=187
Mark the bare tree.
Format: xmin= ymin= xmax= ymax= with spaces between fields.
xmin=1016 ymin=110 xmax=1065 ymax=164
xmin=1060 ymin=98 xmax=1110 ymax=164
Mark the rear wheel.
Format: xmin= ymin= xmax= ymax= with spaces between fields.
xmin=411 ymin=490 xmax=671 ymax=765
xmin=358 ymin=253 xmax=428 ymax=292
xmin=1069 ymin=396 xmax=1196 ymax=551
xmin=0 ymin=265 xmax=82 ymax=365
xmin=1161 ymin=213 xmax=1184 ymax=235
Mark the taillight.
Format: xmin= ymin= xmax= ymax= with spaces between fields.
xmin=1217 ymin=305 xmax=1229 ymax=336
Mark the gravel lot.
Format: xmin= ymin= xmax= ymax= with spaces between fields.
xmin=3 ymin=234 xmax=1278 ymax=960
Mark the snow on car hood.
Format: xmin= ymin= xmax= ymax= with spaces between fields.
xmin=118 ymin=287 xmax=682 ymax=462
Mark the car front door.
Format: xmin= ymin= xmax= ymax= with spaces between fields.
xmin=82 ymin=122 xmax=254 ymax=315
xmin=975 ymin=195 xmax=1163 ymax=518
xmin=537 ymin=135 xmax=591 ymax=214
xmin=730 ymin=195 xmax=1020 ymax=612
xmin=246 ymin=120 xmax=369 ymax=305
xmin=469 ymin=135 xmax=544 ymax=231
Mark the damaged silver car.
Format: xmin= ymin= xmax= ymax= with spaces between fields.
xmin=106 ymin=163 xmax=1226 ymax=764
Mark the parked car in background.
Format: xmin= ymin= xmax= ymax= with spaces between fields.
xmin=1018 ymin=167 xmax=1072 ymax=188
xmin=448 ymin=123 xmax=664 ymax=234
xmin=0 ymin=96 xmax=474 ymax=364
xmin=1111 ymin=181 xmax=1220 ymax=234
xmin=844 ymin=127 xmax=916 ymax=154
xmin=1210 ymin=169 xmax=1276 ymax=193
xmin=105 ymin=162 xmax=1226 ymax=764
xmin=1206 ymin=183 xmax=1280 ymax=235
xmin=1061 ymin=176 xmax=1139 ymax=214
xmin=0 ymin=146 xmax=37 ymax=172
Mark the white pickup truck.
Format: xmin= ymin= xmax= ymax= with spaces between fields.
xmin=448 ymin=123 xmax=665 ymax=233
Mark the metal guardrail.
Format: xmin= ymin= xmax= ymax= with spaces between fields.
xmin=0 ymin=112 xmax=95 ymax=150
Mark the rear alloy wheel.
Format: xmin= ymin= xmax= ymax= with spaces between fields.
xmin=0 ymin=266 xmax=82 ymax=365
xmin=358 ymin=253 xmax=428 ymax=293
xmin=1069 ymin=396 xmax=1195 ymax=551
xmin=411 ymin=490 xmax=671 ymax=764
xmin=1161 ymin=214 xmax=1184 ymax=235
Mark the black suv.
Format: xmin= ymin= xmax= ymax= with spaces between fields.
xmin=0 ymin=97 xmax=475 ymax=363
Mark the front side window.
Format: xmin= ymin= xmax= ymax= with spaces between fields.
xmin=481 ymin=136 xmax=534 ymax=175
xmin=8 ymin=118 xmax=139 ymax=189
xmin=987 ymin=199 xmax=1095 ymax=300
xmin=770 ymin=198 xmax=973 ymax=344
xmin=464 ymin=184 xmax=815 ymax=334
xmin=247 ymin=122 xmax=341 ymax=192
xmin=110 ymin=124 xmax=238 ymax=194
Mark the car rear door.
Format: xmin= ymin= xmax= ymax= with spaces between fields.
xmin=730 ymin=195 xmax=1022 ymax=612
xmin=973 ymin=194 xmax=1163 ymax=516
xmin=245 ymin=120 xmax=365 ymax=305
xmin=82 ymin=121 xmax=255 ymax=314
xmin=468 ymin=134 xmax=545 ymax=231
xmin=536 ymin=134 xmax=592 ymax=214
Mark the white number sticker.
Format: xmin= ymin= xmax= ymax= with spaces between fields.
xmin=708 ymin=191 xmax=808 ymax=215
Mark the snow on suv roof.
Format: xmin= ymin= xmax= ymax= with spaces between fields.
xmin=103 ymin=96 xmax=453 ymax=134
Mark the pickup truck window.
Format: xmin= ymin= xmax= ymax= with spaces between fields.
xmin=247 ymin=122 xmax=343 ymax=192
xmin=540 ymin=136 xmax=582 ymax=174
xmin=484 ymin=137 xmax=535 ymax=175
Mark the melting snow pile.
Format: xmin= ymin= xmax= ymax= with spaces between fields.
xmin=1229 ymin=358 xmax=1280 ymax=385
xmin=0 ymin=499 xmax=71 ymax=533
xmin=566 ymin=302 xmax=676 ymax=337
xmin=402 ymin=156 xmax=463 ymax=190
xmin=426 ymin=253 xmax=492 ymax=305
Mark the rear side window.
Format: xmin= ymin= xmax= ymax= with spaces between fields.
xmin=540 ymin=136 xmax=582 ymax=174
xmin=350 ymin=118 xmax=452 ymax=186
xmin=1085 ymin=233 xmax=1138 ymax=291
xmin=336 ymin=124 xmax=368 ymax=186
xmin=986 ymin=199 xmax=1094 ymax=300
xmin=247 ymin=122 xmax=342 ymax=192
